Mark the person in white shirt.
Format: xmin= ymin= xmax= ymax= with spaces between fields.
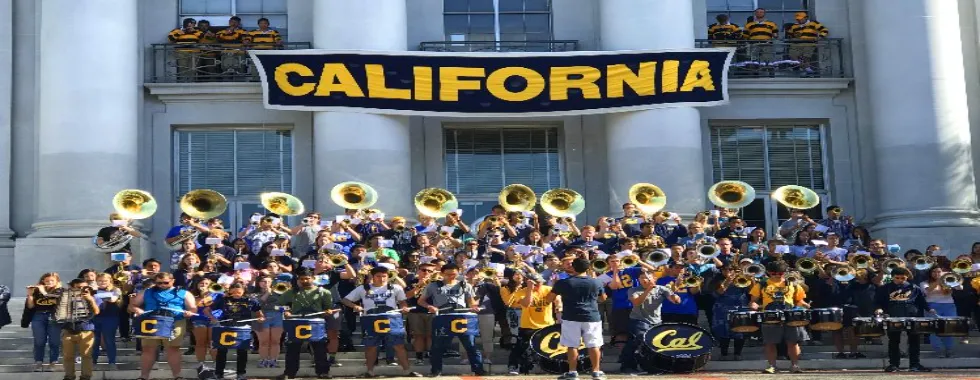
xmin=813 ymin=233 xmax=848 ymax=265
xmin=342 ymin=267 xmax=422 ymax=378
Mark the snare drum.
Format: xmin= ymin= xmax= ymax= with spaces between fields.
xmin=810 ymin=308 xmax=844 ymax=331
xmin=729 ymin=311 xmax=762 ymax=333
xmin=852 ymin=317 xmax=885 ymax=337
xmin=529 ymin=325 xmax=592 ymax=374
xmin=884 ymin=317 xmax=910 ymax=332
xmin=908 ymin=318 xmax=937 ymax=335
xmin=283 ymin=318 xmax=327 ymax=342
xmin=762 ymin=310 xmax=784 ymax=324
xmin=211 ymin=325 xmax=252 ymax=349
xmin=133 ymin=314 xmax=176 ymax=341
xmin=936 ymin=317 xmax=970 ymax=337
xmin=638 ymin=323 xmax=714 ymax=374
xmin=784 ymin=309 xmax=811 ymax=327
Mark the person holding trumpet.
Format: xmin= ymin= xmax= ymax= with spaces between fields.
xmin=657 ymin=262 xmax=701 ymax=324
xmin=26 ymin=272 xmax=64 ymax=372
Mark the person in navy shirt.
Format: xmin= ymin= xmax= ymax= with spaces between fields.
xmin=615 ymin=203 xmax=644 ymax=237
xmin=715 ymin=217 xmax=749 ymax=249
xmin=657 ymin=262 xmax=700 ymax=324
xmin=598 ymin=255 xmax=644 ymax=345
xmin=165 ymin=212 xmax=208 ymax=249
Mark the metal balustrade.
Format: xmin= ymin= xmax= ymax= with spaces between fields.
xmin=696 ymin=38 xmax=845 ymax=78
xmin=147 ymin=42 xmax=312 ymax=83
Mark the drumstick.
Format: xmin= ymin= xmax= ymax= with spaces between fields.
xmin=301 ymin=311 xmax=327 ymax=317
xmin=163 ymin=307 xmax=198 ymax=316
xmin=218 ymin=317 xmax=261 ymax=323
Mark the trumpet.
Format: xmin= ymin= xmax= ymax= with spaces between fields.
xmin=796 ymin=258 xmax=818 ymax=275
xmin=272 ymin=282 xmax=291 ymax=295
xmin=784 ymin=272 xmax=804 ymax=286
xmin=733 ymin=274 xmax=755 ymax=288
xmin=849 ymin=254 xmax=873 ymax=269
xmin=881 ymin=258 xmax=905 ymax=274
xmin=112 ymin=270 xmax=132 ymax=288
xmin=833 ymin=265 xmax=857 ymax=283
xmin=209 ymin=283 xmax=225 ymax=294
xmin=952 ymin=258 xmax=973 ymax=274
xmin=910 ymin=255 xmax=936 ymax=271
xmin=744 ymin=263 xmax=766 ymax=278
xmin=622 ymin=254 xmax=639 ymax=268
xmin=682 ymin=275 xmax=703 ymax=288
xmin=591 ymin=258 xmax=609 ymax=272
xmin=197 ymin=295 xmax=214 ymax=307
xmin=481 ymin=267 xmax=498 ymax=278
xmin=942 ymin=272 xmax=964 ymax=288
xmin=329 ymin=254 xmax=348 ymax=267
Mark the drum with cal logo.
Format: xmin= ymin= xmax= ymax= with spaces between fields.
xmin=529 ymin=324 xmax=592 ymax=374
xmin=638 ymin=323 xmax=714 ymax=374
xmin=133 ymin=314 xmax=176 ymax=341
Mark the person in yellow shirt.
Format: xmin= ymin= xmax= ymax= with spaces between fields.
xmin=749 ymin=261 xmax=809 ymax=374
xmin=167 ymin=18 xmax=203 ymax=81
xmin=504 ymin=272 xmax=560 ymax=375
xmin=787 ymin=12 xmax=829 ymax=76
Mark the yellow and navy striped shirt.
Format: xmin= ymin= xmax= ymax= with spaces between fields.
xmin=167 ymin=28 xmax=203 ymax=44
xmin=198 ymin=29 xmax=218 ymax=44
xmin=743 ymin=19 xmax=779 ymax=40
xmin=788 ymin=21 xmax=828 ymax=41
xmin=216 ymin=28 xmax=246 ymax=44
xmin=708 ymin=23 xmax=741 ymax=40
xmin=247 ymin=29 xmax=282 ymax=49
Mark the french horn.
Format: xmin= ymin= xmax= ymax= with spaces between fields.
xmin=707 ymin=180 xmax=756 ymax=209
xmin=415 ymin=188 xmax=459 ymax=218
xmin=771 ymin=185 xmax=820 ymax=210
xmin=331 ymin=182 xmax=378 ymax=210
xmin=499 ymin=184 xmax=537 ymax=212
xmin=261 ymin=192 xmax=305 ymax=216
xmin=540 ymin=188 xmax=585 ymax=218
xmin=628 ymin=183 xmax=667 ymax=215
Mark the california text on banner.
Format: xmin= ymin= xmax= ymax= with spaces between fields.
xmin=249 ymin=49 xmax=734 ymax=117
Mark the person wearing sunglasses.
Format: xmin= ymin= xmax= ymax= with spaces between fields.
xmin=749 ymin=261 xmax=809 ymax=374
xmin=128 ymin=273 xmax=197 ymax=380
xmin=404 ymin=263 xmax=438 ymax=364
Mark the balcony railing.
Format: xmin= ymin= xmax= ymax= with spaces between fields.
xmin=418 ymin=40 xmax=579 ymax=52
xmin=147 ymin=42 xmax=313 ymax=83
xmin=695 ymin=38 xmax=845 ymax=78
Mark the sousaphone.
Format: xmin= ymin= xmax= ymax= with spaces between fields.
xmin=628 ymin=183 xmax=667 ymax=214
xmin=95 ymin=189 xmax=158 ymax=252
xmin=168 ymin=189 xmax=228 ymax=250
xmin=771 ymin=185 xmax=820 ymax=210
xmin=499 ymin=184 xmax=537 ymax=212
xmin=540 ymin=188 xmax=585 ymax=218
xmin=415 ymin=188 xmax=459 ymax=218
xmin=330 ymin=182 xmax=378 ymax=210
xmin=708 ymin=180 xmax=756 ymax=209
xmin=261 ymin=192 xmax=305 ymax=216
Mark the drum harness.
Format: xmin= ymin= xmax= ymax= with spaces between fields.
xmin=54 ymin=289 xmax=95 ymax=333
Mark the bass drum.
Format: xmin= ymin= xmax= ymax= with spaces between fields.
xmin=529 ymin=325 xmax=592 ymax=374
xmin=638 ymin=323 xmax=714 ymax=374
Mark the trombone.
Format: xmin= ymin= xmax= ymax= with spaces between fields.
xmin=272 ymin=282 xmax=292 ymax=295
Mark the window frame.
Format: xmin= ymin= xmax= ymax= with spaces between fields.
xmin=443 ymin=0 xmax=554 ymax=43
xmin=177 ymin=0 xmax=288 ymax=30
xmin=442 ymin=124 xmax=565 ymax=205
xmin=705 ymin=0 xmax=811 ymax=28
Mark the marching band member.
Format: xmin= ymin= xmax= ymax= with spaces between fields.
xmin=205 ymin=282 xmax=264 ymax=380
xmin=95 ymin=212 xmax=143 ymax=254
xmin=499 ymin=269 xmax=528 ymax=352
xmin=847 ymin=226 xmax=873 ymax=250
xmin=189 ymin=277 xmax=222 ymax=370
xmin=540 ymin=254 xmax=569 ymax=286
xmin=254 ymin=275 xmax=283 ymax=368
xmin=778 ymin=209 xmax=813 ymax=240
xmin=173 ymin=253 xmax=203 ymax=289
xmin=465 ymin=267 xmax=502 ymax=362
xmin=619 ymin=270 xmax=681 ymax=374
xmin=615 ymin=203 xmax=643 ymax=237
xmin=341 ymin=266 xmax=423 ymax=378
xmin=417 ymin=263 xmax=486 ymax=376
xmin=312 ymin=253 xmax=357 ymax=367
xmin=658 ymin=262 xmax=700 ymax=324
xmin=26 ymin=272 xmax=63 ymax=372
xmin=385 ymin=216 xmax=417 ymax=253
xmin=715 ymin=217 xmax=749 ymax=248
xmin=404 ymin=262 xmax=437 ymax=364
xmin=92 ymin=273 xmax=123 ymax=369
xmin=507 ymin=272 xmax=561 ymax=375
xmin=165 ymin=212 xmax=208 ymax=248
xmin=275 ymin=267 xmax=334 ymax=379
xmin=875 ymin=267 xmax=933 ymax=372
xmin=59 ymin=278 xmax=102 ymax=380
xmin=633 ymin=223 xmax=665 ymax=251
xmin=740 ymin=227 xmax=768 ymax=259
xmin=172 ymin=239 xmax=199 ymax=271
xmin=838 ymin=269 xmax=875 ymax=359
xmin=246 ymin=216 xmax=282 ymax=254
xmin=597 ymin=254 xmax=644 ymax=345
xmin=790 ymin=231 xmax=815 ymax=258
xmin=749 ymin=261 xmax=809 ymax=374
xmin=649 ymin=212 xmax=687 ymax=244
xmin=203 ymin=228 xmax=236 ymax=271
xmin=128 ymin=272 xmax=198 ymax=380
xmin=921 ymin=266 xmax=957 ymax=357
xmin=290 ymin=212 xmax=323 ymax=253
xmin=710 ymin=264 xmax=750 ymax=361
xmin=544 ymin=257 xmax=607 ymax=380
xmin=818 ymin=205 xmax=854 ymax=240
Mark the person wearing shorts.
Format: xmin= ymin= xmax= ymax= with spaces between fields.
xmin=546 ymin=255 xmax=608 ymax=380
xmin=749 ymin=261 xmax=809 ymax=374
xmin=128 ymin=272 xmax=197 ymax=380
xmin=254 ymin=275 xmax=285 ymax=368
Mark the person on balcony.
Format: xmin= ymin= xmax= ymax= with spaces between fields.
xmin=708 ymin=14 xmax=741 ymax=48
xmin=167 ymin=18 xmax=203 ymax=82
xmin=217 ymin=16 xmax=248 ymax=78
xmin=196 ymin=19 xmax=219 ymax=78
xmin=245 ymin=17 xmax=283 ymax=80
xmin=742 ymin=8 xmax=779 ymax=68
xmin=787 ymin=12 xmax=828 ymax=77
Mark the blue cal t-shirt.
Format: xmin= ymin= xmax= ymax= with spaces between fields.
xmin=599 ymin=267 xmax=643 ymax=310
xmin=657 ymin=276 xmax=697 ymax=315
xmin=551 ymin=275 xmax=605 ymax=322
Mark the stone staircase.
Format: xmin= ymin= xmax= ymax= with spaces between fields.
xmin=3 ymin=299 xmax=980 ymax=379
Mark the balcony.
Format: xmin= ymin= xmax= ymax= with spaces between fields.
xmin=418 ymin=40 xmax=578 ymax=52
xmin=695 ymin=38 xmax=845 ymax=78
xmin=146 ymin=42 xmax=312 ymax=83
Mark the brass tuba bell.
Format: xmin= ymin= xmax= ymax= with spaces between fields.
xmin=180 ymin=189 xmax=228 ymax=219
xmin=796 ymin=258 xmax=818 ymax=275
xmin=414 ymin=188 xmax=459 ymax=218
xmin=952 ymin=258 xmax=973 ymax=274
xmin=261 ymin=192 xmax=305 ymax=216
xmin=734 ymin=274 xmax=755 ymax=288
xmin=331 ymin=182 xmax=378 ymax=210
xmin=591 ymin=258 xmax=609 ymax=272
xmin=329 ymin=254 xmax=348 ymax=267
xmin=499 ymin=184 xmax=537 ymax=212
xmin=771 ymin=185 xmax=820 ymax=210
xmin=628 ymin=183 xmax=667 ymax=214
xmin=540 ymin=188 xmax=585 ymax=218
xmin=113 ymin=189 xmax=158 ymax=220
xmin=707 ymin=181 xmax=756 ymax=209
xmin=849 ymin=254 xmax=873 ymax=269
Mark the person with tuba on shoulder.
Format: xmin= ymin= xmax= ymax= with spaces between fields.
xmin=96 ymin=212 xmax=143 ymax=255
xmin=165 ymin=212 xmax=208 ymax=250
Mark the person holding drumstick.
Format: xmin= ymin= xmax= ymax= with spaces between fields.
xmin=619 ymin=268 xmax=680 ymax=374
xmin=275 ymin=267 xmax=334 ymax=380
xmin=417 ymin=263 xmax=486 ymax=377
xmin=205 ymin=282 xmax=264 ymax=380
xmin=875 ymin=267 xmax=933 ymax=373
xmin=128 ymin=272 xmax=197 ymax=380
xmin=749 ymin=261 xmax=809 ymax=374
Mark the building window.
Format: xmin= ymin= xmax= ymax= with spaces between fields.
xmin=710 ymin=124 xmax=827 ymax=234
xmin=706 ymin=0 xmax=809 ymax=29
xmin=444 ymin=0 xmax=552 ymax=43
xmin=174 ymin=129 xmax=293 ymax=232
xmin=445 ymin=126 xmax=561 ymax=218
xmin=179 ymin=0 xmax=287 ymax=31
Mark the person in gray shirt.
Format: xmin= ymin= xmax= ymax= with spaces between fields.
xmin=417 ymin=264 xmax=485 ymax=376
xmin=620 ymin=271 xmax=681 ymax=374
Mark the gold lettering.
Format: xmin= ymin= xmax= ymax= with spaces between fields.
xmin=680 ymin=60 xmax=715 ymax=92
xmin=538 ymin=331 xmax=586 ymax=358
xmin=450 ymin=319 xmax=468 ymax=333
xmin=550 ymin=66 xmax=602 ymax=100
xmin=313 ymin=63 xmax=365 ymax=97
xmin=141 ymin=319 xmax=158 ymax=334
xmin=374 ymin=319 xmax=391 ymax=333
xmin=274 ymin=63 xmax=316 ymax=96
xmin=661 ymin=60 xmax=680 ymax=93
xmin=486 ymin=67 xmax=545 ymax=102
xmin=295 ymin=325 xmax=312 ymax=339
xmin=606 ymin=62 xmax=656 ymax=98
xmin=413 ymin=66 xmax=433 ymax=101
xmin=219 ymin=331 xmax=238 ymax=346
xmin=650 ymin=329 xmax=704 ymax=352
xmin=365 ymin=64 xmax=412 ymax=100
xmin=439 ymin=67 xmax=486 ymax=101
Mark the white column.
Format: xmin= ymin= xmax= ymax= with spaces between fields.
xmin=601 ymin=0 xmax=706 ymax=215
xmin=0 ymin=0 xmax=14 ymax=285
xmin=863 ymin=0 xmax=980 ymax=231
xmin=311 ymin=0 xmax=413 ymax=219
xmin=14 ymin=0 xmax=137 ymax=294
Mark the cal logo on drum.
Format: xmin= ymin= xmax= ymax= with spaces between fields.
xmin=650 ymin=329 xmax=704 ymax=352
xmin=219 ymin=331 xmax=238 ymax=346
xmin=373 ymin=318 xmax=391 ymax=333
xmin=295 ymin=324 xmax=312 ymax=339
xmin=141 ymin=319 xmax=158 ymax=334
xmin=450 ymin=319 xmax=468 ymax=333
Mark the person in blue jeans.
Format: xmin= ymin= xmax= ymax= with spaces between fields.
xmin=26 ymin=272 xmax=64 ymax=372
xmin=921 ymin=267 xmax=958 ymax=357
xmin=417 ymin=264 xmax=486 ymax=377
xmin=619 ymin=270 xmax=680 ymax=374
xmin=92 ymin=273 xmax=123 ymax=368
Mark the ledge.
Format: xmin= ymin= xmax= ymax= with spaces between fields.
xmin=729 ymin=77 xmax=853 ymax=96
xmin=144 ymin=82 xmax=263 ymax=103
